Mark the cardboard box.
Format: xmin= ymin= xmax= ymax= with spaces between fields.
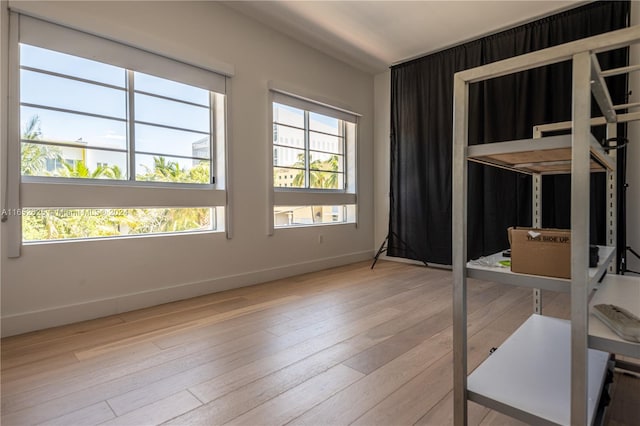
xmin=508 ymin=227 xmax=571 ymax=279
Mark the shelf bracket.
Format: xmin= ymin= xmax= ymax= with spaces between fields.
xmin=612 ymin=101 xmax=640 ymax=111
xmin=590 ymin=54 xmax=617 ymax=123
xmin=600 ymin=63 xmax=640 ymax=77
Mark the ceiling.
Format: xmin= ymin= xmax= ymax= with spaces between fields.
xmin=226 ymin=1 xmax=585 ymax=74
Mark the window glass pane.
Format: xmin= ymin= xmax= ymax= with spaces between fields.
xmin=134 ymin=72 xmax=209 ymax=106
xmin=21 ymin=106 xmax=127 ymax=150
xmin=274 ymin=205 xmax=353 ymax=227
xmin=309 ymin=131 xmax=343 ymax=154
xmin=21 ymin=142 xmax=127 ymax=179
xmin=309 ymin=171 xmax=343 ymax=190
xmin=22 ymin=207 xmax=215 ymax=242
xmin=20 ymin=44 xmax=125 ymax=87
xmin=309 ymin=112 xmax=340 ymax=135
xmin=274 ymin=124 xmax=304 ymax=148
xmin=135 ymin=154 xmax=210 ymax=184
xmin=309 ymin=151 xmax=344 ymax=172
xmin=273 ymin=146 xmax=305 ymax=169
xmin=273 ymin=167 xmax=305 ymax=188
xmin=135 ymin=93 xmax=209 ymax=133
xmin=273 ymin=103 xmax=304 ymax=128
xmin=136 ymin=124 xmax=210 ymax=159
xmin=21 ymin=70 xmax=126 ymax=119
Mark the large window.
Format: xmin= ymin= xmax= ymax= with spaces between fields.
xmin=6 ymin=14 xmax=229 ymax=250
xmin=270 ymin=89 xmax=358 ymax=230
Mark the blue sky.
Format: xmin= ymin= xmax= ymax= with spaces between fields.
xmin=20 ymin=44 xmax=210 ymax=172
xmin=21 ymin=44 xmax=341 ymax=176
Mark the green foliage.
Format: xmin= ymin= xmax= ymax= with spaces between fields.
xmin=137 ymin=156 xmax=210 ymax=184
xmin=291 ymin=153 xmax=340 ymax=189
xmin=22 ymin=207 xmax=212 ymax=241
xmin=20 ymin=115 xmax=213 ymax=241
xmin=22 ymin=115 xmax=42 ymax=140
xmin=21 ymin=116 xmax=62 ymax=176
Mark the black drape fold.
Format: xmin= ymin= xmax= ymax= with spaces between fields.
xmin=390 ymin=42 xmax=482 ymax=264
xmin=389 ymin=1 xmax=630 ymax=265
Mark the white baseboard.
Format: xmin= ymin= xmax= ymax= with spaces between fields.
xmin=1 ymin=250 xmax=374 ymax=337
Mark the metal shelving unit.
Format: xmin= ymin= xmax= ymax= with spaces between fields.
xmin=452 ymin=26 xmax=640 ymax=426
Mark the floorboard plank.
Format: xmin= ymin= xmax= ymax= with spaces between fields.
xmin=414 ymin=392 xmax=490 ymax=426
xmin=37 ymin=401 xmax=116 ymax=426
xmin=1 ymin=342 xmax=160 ymax=396
xmin=1 ymin=316 xmax=126 ymax=354
xmin=289 ymin=324 xmax=457 ymax=426
xmin=101 ymin=391 xmax=201 ymax=426
xmin=222 ymin=364 xmax=364 ymax=426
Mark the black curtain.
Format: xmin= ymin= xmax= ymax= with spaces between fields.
xmin=389 ymin=1 xmax=630 ymax=265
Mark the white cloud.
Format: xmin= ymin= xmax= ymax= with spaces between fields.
xmin=104 ymin=132 xmax=125 ymax=141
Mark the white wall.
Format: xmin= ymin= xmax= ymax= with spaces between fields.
xmin=373 ymin=71 xmax=390 ymax=249
xmin=1 ymin=1 xmax=375 ymax=336
xmin=627 ymin=5 xmax=640 ymax=273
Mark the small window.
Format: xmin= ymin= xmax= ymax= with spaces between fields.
xmin=274 ymin=205 xmax=356 ymax=228
xmin=273 ymin=103 xmax=345 ymax=190
xmin=269 ymin=90 xmax=358 ymax=230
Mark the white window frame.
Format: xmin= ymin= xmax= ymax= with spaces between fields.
xmin=4 ymin=12 xmax=233 ymax=256
xmin=268 ymin=83 xmax=359 ymax=234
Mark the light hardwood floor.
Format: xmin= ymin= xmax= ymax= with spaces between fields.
xmin=0 ymin=260 xmax=583 ymax=425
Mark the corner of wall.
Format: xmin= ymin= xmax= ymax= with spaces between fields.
xmin=627 ymin=5 xmax=640 ymax=272
xmin=373 ymin=70 xmax=391 ymax=250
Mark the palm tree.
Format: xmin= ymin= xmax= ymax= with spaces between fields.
xmin=291 ymin=153 xmax=306 ymax=187
xmin=137 ymin=156 xmax=209 ymax=184
xmin=56 ymin=160 xmax=122 ymax=179
xmin=291 ymin=153 xmax=340 ymax=189
xmin=188 ymin=161 xmax=210 ymax=184
xmin=101 ymin=164 xmax=123 ymax=180
xmin=163 ymin=207 xmax=210 ymax=232
xmin=22 ymin=115 xmax=42 ymax=140
xmin=21 ymin=115 xmax=61 ymax=176
xmin=309 ymin=154 xmax=339 ymax=189
xmin=128 ymin=157 xmax=211 ymax=234
xmin=138 ymin=156 xmax=184 ymax=182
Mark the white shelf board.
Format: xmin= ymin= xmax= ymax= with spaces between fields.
xmin=466 ymin=133 xmax=614 ymax=175
xmin=589 ymin=274 xmax=640 ymax=357
xmin=467 ymin=314 xmax=609 ymax=426
xmin=467 ymin=246 xmax=615 ymax=292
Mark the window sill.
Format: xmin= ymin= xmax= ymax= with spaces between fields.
xmin=22 ymin=229 xmax=225 ymax=246
xmin=22 ymin=176 xmax=217 ymax=190
xmin=273 ymin=191 xmax=356 ymax=206
xmin=273 ymin=221 xmax=356 ymax=230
